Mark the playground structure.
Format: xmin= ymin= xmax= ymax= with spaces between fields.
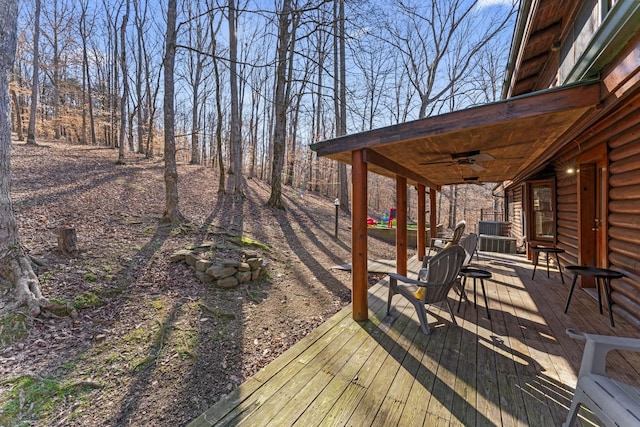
xmin=373 ymin=208 xmax=397 ymax=228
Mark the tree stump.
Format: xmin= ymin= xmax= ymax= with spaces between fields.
xmin=57 ymin=227 xmax=78 ymax=256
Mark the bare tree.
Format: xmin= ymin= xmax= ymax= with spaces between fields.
xmin=102 ymin=0 xmax=120 ymax=148
xmin=116 ymin=0 xmax=129 ymax=164
xmin=79 ymin=0 xmax=97 ymax=145
xmin=26 ymin=0 xmax=40 ymax=145
xmin=267 ymin=0 xmax=294 ymax=209
xmin=161 ymin=0 xmax=185 ymax=224
xmin=284 ymin=11 xmax=304 ymax=188
xmin=334 ymin=0 xmax=349 ymax=213
xmin=41 ymin=0 xmax=76 ymax=140
xmin=207 ymin=4 xmax=226 ymax=193
xmin=143 ymin=21 xmax=162 ymax=158
xmin=351 ymin=34 xmax=392 ymax=131
xmin=10 ymin=71 xmax=23 ymax=141
xmin=183 ymin=1 xmax=210 ymax=165
xmin=228 ymin=0 xmax=243 ymax=197
xmin=133 ymin=0 xmax=145 ymax=153
xmin=310 ymin=8 xmax=329 ymax=192
xmin=0 ymin=0 xmax=50 ymax=316
xmin=386 ymin=0 xmax=515 ymax=119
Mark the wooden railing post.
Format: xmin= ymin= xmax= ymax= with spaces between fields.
xmin=430 ymin=189 xmax=437 ymax=239
xmin=352 ymin=149 xmax=368 ymax=322
xmin=396 ymin=175 xmax=407 ymax=276
xmin=417 ymin=183 xmax=426 ymax=261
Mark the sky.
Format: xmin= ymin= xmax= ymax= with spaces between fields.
xmin=477 ymin=0 xmax=517 ymax=8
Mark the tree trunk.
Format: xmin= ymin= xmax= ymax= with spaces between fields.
xmin=26 ymin=0 xmax=40 ymax=146
xmin=0 ymin=0 xmax=49 ymax=317
xmin=190 ymin=69 xmax=201 ymax=164
xmin=81 ymin=39 xmax=87 ymax=145
xmin=334 ymin=0 xmax=349 ymax=214
xmin=267 ymin=0 xmax=292 ymax=210
xmin=312 ymin=31 xmax=325 ymax=193
xmin=10 ymin=89 xmax=23 ymax=140
xmin=117 ymin=0 xmax=129 ymax=164
xmin=248 ymin=81 xmax=259 ymax=179
xmin=210 ymin=15 xmax=226 ymax=193
xmin=161 ymin=0 xmax=185 ymax=224
xmin=228 ymin=0 xmax=243 ymax=197
xmin=145 ymin=56 xmax=160 ymax=158
xmin=52 ymin=5 xmax=61 ymax=141
xmin=83 ymin=15 xmax=97 ymax=145
xmin=134 ymin=0 xmax=144 ymax=154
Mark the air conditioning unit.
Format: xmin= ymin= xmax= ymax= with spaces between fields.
xmin=479 ymin=236 xmax=516 ymax=253
xmin=478 ymin=221 xmax=511 ymax=236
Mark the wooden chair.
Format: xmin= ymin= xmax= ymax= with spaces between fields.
xmin=387 ymin=245 xmax=466 ymax=335
xmin=421 ymin=232 xmax=477 ymax=272
xmin=563 ymin=328 xmax=640 ymax=427
xmin=429 ymin=220 xmax=466 ymax=255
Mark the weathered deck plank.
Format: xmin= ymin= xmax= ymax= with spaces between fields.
xmin=189 ymin=252 xmax=640 ymax=427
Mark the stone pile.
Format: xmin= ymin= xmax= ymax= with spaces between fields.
xmin=170 ymin=245 xmax=264 ymax=288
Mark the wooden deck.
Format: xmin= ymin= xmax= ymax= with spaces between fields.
xmin=189 ymin=252 xmax=640 ymax=426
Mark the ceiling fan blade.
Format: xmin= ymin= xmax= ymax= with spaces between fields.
xmin=450 ymin=149 xmax=481 ymax=160
xmin=467 ymin=163 xmax=486 ymax=171
xmin=419 ymin=160 xmax=453 ymax=165
xmin=469 ymin=152 xmax=495 ymax=162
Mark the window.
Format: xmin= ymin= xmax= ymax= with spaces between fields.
xmin=528 ymin=180 xmax=555 ymax=242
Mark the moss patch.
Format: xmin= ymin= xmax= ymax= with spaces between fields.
xmin=73 ymin=292 xmax=103 ymax=309
xmin=0 ymin=312 xmax=30 ymax=348
xmin=235 ymin=236 xmax=270 ymax=251
xmin=0 ymin=375 xmax=100 ymax=426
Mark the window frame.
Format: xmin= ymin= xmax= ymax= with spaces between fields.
xmin=526 ymin=178 xmax=557 ymax=245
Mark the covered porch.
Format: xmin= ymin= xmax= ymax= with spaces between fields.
xmin=190 ymin=251 xmax=640 ymax=426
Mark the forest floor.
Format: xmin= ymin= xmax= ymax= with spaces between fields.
xmin=0 ymin=140 xmax=404 ymax=427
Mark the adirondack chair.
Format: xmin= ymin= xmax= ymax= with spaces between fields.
xmin=459 ymin=232 xmax=478 ymax=267
xmin=563 ymin=328 xmax=640 ymax=427
xmin=387 ymin=245 xmax=466 ymax=335
xmin=429 ymin=220 xmax=466 ymax=255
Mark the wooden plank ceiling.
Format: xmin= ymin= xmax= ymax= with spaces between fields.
xmin=311 ymin=82 xmax=600 ymax=188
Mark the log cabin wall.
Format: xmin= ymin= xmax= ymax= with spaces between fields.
xmin=552 ymin=87 xmax=640 ymax=330
xmin=607 ymin=101 xmax=640 ymax=330
xmin=554 ymin=169 xmax=578 ymax=267
xmin=503 ymin=4 xmax=640 ymax=329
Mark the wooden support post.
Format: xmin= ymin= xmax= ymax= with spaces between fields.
xmin=430 ymin=189 xmax=437 ymax=239
xmin=352 ymin=149 xmax=368 ymax=322
xmin=396 ymin=175 xmax=407 ymax=276
xmin=417 ymin=183 xmax=426 ymax=261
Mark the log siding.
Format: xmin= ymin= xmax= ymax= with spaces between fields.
xmin=548 ymin=89 xmax=640 ymax=329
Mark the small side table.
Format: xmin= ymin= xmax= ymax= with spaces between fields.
xmin=564 ymin=265 xmax=624 ymax=327
xmin=457 ymin=267 xmax=491 ymax=319
xmin=530 ymin=246 xmax=565 ymax=284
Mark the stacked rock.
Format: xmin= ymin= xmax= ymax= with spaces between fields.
xmin=170 ymin=247 xmax=264 ymax=288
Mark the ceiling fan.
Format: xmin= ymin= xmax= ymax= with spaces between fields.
xmin=419 ymin=150 xmax=495 ymax=171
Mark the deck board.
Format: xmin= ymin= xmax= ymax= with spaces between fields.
xmin=189 ymin=252 xmax=640 ymax=427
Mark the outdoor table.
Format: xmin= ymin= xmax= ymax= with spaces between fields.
xmin=530 ymin=246 xmax=565 ymax=284
xmin=457 ymin=266 xmax=491 ymax=319
xmin=564 ymin=265 xmax=624 ymax=327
